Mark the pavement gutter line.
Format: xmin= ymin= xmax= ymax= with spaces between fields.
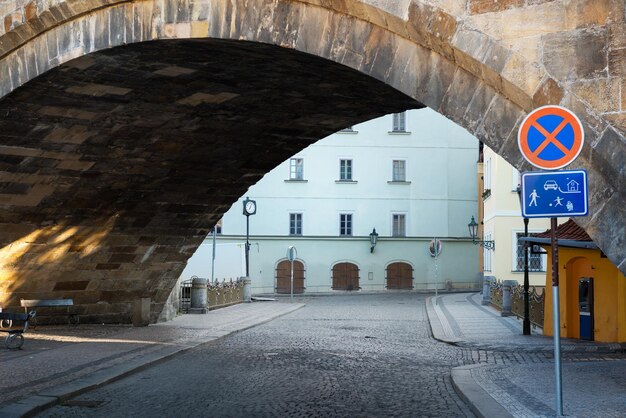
xmin=0 ymin=302 xmax=305 ymax=418
xmin=451 ymin=365 xmax=515 ymax=418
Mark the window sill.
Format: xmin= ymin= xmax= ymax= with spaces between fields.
xmin=284 ymin=179 xmax=308 ymax=183
xmin=337 ymin=130 xmax=358 ymax=134
xmin=387 ymin=131 xmax=411 ymax=135
xmin=335 ymin=180 xmax=358 ymax=184
xmin=387 ymin=181 xmax=411 ymax=185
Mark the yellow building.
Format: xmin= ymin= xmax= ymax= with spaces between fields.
xmin=480 ymin=146 xmax=553 ymax=286
xmin=531 ymin=220 xmax=626 ymax=343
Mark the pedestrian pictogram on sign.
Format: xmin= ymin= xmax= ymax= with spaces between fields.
xmin=521 ymin=170 xmax=588 ymax=218
xmin=518 ymin=106 xmax=584 ymax=170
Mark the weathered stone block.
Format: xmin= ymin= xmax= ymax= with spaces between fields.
xmin=532 ymin=77 xmax=564 ymax=108
xmin=414 ymin=50 xmax=457 ymax=111
xmin=501 ymin=53 xmax=543 ymax=111
xmin=592 ymin=126 xmax=626 ymax=191
xmin=542 ymin=28 xmax=608 ymax=82
xmin=571 ymin=77 xmax=621 ymax=114
xmin=439 ymin=67 xmax=481 ymax=126
xmin=469 ymin=0 xmax=524 ymax=15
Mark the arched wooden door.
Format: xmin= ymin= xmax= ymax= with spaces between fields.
xmin=332 ymin=262 xmax=359 ymax=290
xmin=275 ymin=260 xmax=305 ymax=294
xmin=386 ymin=262 xmax=414 ymax=289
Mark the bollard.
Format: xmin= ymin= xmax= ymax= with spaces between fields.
xmin=132 ymin=297 xmax=151 ymax=326
xmin=501 ymin=280 xmax=517 ymax=317
xmin=189 ymin=276 xmax=208 ymax=314
xmin=482 ymin=276 xmax=494 ymax=306
xmin=243 ymin=278 xmax=252 ymax=303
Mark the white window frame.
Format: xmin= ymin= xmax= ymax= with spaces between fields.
xmin=483 ymin=232 xmax=493 ymax=272
xmin=392 ymin=112 xmax=406 ymax=132
xmin=289 ymin=158 xmax=304 ymax=180
xmin=483 ymin=157 xmax=491 ymax=192
xmin=511 ymin=230 xmax=546 ymax=272
xmin=339 ymin=213 xmax=353 ymax=236
xmin=392 ymin=160 xmax=406 ymax=182
xmin=512 ymin=167 xmax=521 ymax=192
xmin=339 ymin=159 xmax=353 ymax=181
xmin=392 ymin=213 xmax=406 ymax=237
xmin=289 ymin=213 xmax=303 ymax=236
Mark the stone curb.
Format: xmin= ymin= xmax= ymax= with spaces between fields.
xmin=426 ymin=295 xmax=626 ymax=354
xmin=451 ymin=364 xmax=515 ymax=418
xmin=425 ymin=296 xmax=463 ymax=345
xmin=0 ymin=303 xmax=305 ymax=418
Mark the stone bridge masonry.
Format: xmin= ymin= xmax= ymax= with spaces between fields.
xmin=0 ymin=0 xmax=624 ymax=323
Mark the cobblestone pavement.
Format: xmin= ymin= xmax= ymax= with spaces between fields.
xmin=39 ymin=294 xmax=476 ymax=418
xmin=434 ymin=293 xmax=626 ymax=418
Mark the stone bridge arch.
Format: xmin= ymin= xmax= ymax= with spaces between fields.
xmin=0 ymin=0 xmax=623 ymax=322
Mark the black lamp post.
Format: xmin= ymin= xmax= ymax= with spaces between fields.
xmin=242 ymin=197 xmax=257 ymax=278
xmin=516 ymin=186 xmax=531 ymax=336
xmin=369 ymin=228 xmax=379 ymax=253
xmin=468 ymin=216 xmax=495 ymax=250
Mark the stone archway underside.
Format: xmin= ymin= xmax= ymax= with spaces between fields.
xmin=0 ymin=0 xmax=624 ymax=322
xmin=0 ymin=39 xmax=420 ymax=321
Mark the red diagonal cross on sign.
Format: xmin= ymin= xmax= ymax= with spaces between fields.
xmin=517 ymin=105 xmax=584 ymax=170
xmin=530 ymin=119 xmax=570 ymax=157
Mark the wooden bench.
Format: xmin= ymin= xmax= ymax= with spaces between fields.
xmin=20 ymin=299 xmax=78 ymax=327
xmin=0 ymin=311 xmax=36 ymax=349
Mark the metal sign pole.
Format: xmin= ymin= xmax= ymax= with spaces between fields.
xmin=550 ymin=217 xmax=563 ymax=416
xmin=211 ymin=227 xmax=217 ymax=283
xmin=290 ymin=259 xmax=294 ymax=303
xmin=523 ymin=217 xmax=531 ymax=335
xmin=434 ymin=237 xmax=438 ymax=298
xmin=287 ymin=246 xmax=297 ymax=303
xmin=245 ymin=215 xmax=250 ymax=278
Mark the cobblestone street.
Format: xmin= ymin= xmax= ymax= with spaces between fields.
xmin=39 ymin=294 xmax=475 ymax=417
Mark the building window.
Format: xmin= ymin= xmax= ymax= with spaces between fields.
xmin=512 ymin=168 xmax=521 ymax=192
xmin=514 ymin=233 xmax=544 ymax=272
xmin=392 ymin=214 xmax=406 ymax=237
xmin=290 ymin=213 xmax=302 ymax=236
xmin=483 ymin=233 xmax=492 ymax=272
xmin=340 ymin=159 xmax=353 ymax=181
xmin=340 ymin=214 xmax=352 ymax=236
xmin=483 ymin=157 xmax=491 ymax=191
xmin=289 ymin=158 xmax=304 ymax=180
xmin=392 ymin=112 xmax=406 ymax=132
xmin=392 ymin=160 xmax=406 ymax=182
xmin=211 ymin=219 xmax=222 ymax=234
xmin=340 ymin=126 xmax=354 ymax=132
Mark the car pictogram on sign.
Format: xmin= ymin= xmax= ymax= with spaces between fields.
xmin=544 ymin=180 xmax=558 ymax=190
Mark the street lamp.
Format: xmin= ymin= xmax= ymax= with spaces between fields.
xmin=369 ymin=228 xmax=379 ymax=253
xmin=242 ymin=197 xmax=257 ymax=277
xmin=468 ymin=216 xmax=495 ymax=250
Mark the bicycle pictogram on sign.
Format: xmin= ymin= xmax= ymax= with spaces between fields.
xmin=517 ymin=105 xmax=584 ymax=170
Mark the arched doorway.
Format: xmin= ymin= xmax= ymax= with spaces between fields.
xmin=275 ymin=260 xmax=305 ymax=294
xmin=565 ymin=257 xmax=593 ymax=339
xmin=332 ymin=262 xmax=360 ymax=291
xmin=386 ymin=262 xmax=414 ymax=289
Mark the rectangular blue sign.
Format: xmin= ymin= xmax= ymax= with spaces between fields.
xmin=521 ymin=170 xmax=588 ymax=218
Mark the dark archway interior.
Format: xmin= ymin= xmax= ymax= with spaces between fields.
xmin=0 ymin=39 xmax=422 ymax=322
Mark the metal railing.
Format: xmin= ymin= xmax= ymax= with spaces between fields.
xmin=488 ymin=279 xmax=545 ymax=328
xmin=179 ymin=277 xmax=245 ymax=314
